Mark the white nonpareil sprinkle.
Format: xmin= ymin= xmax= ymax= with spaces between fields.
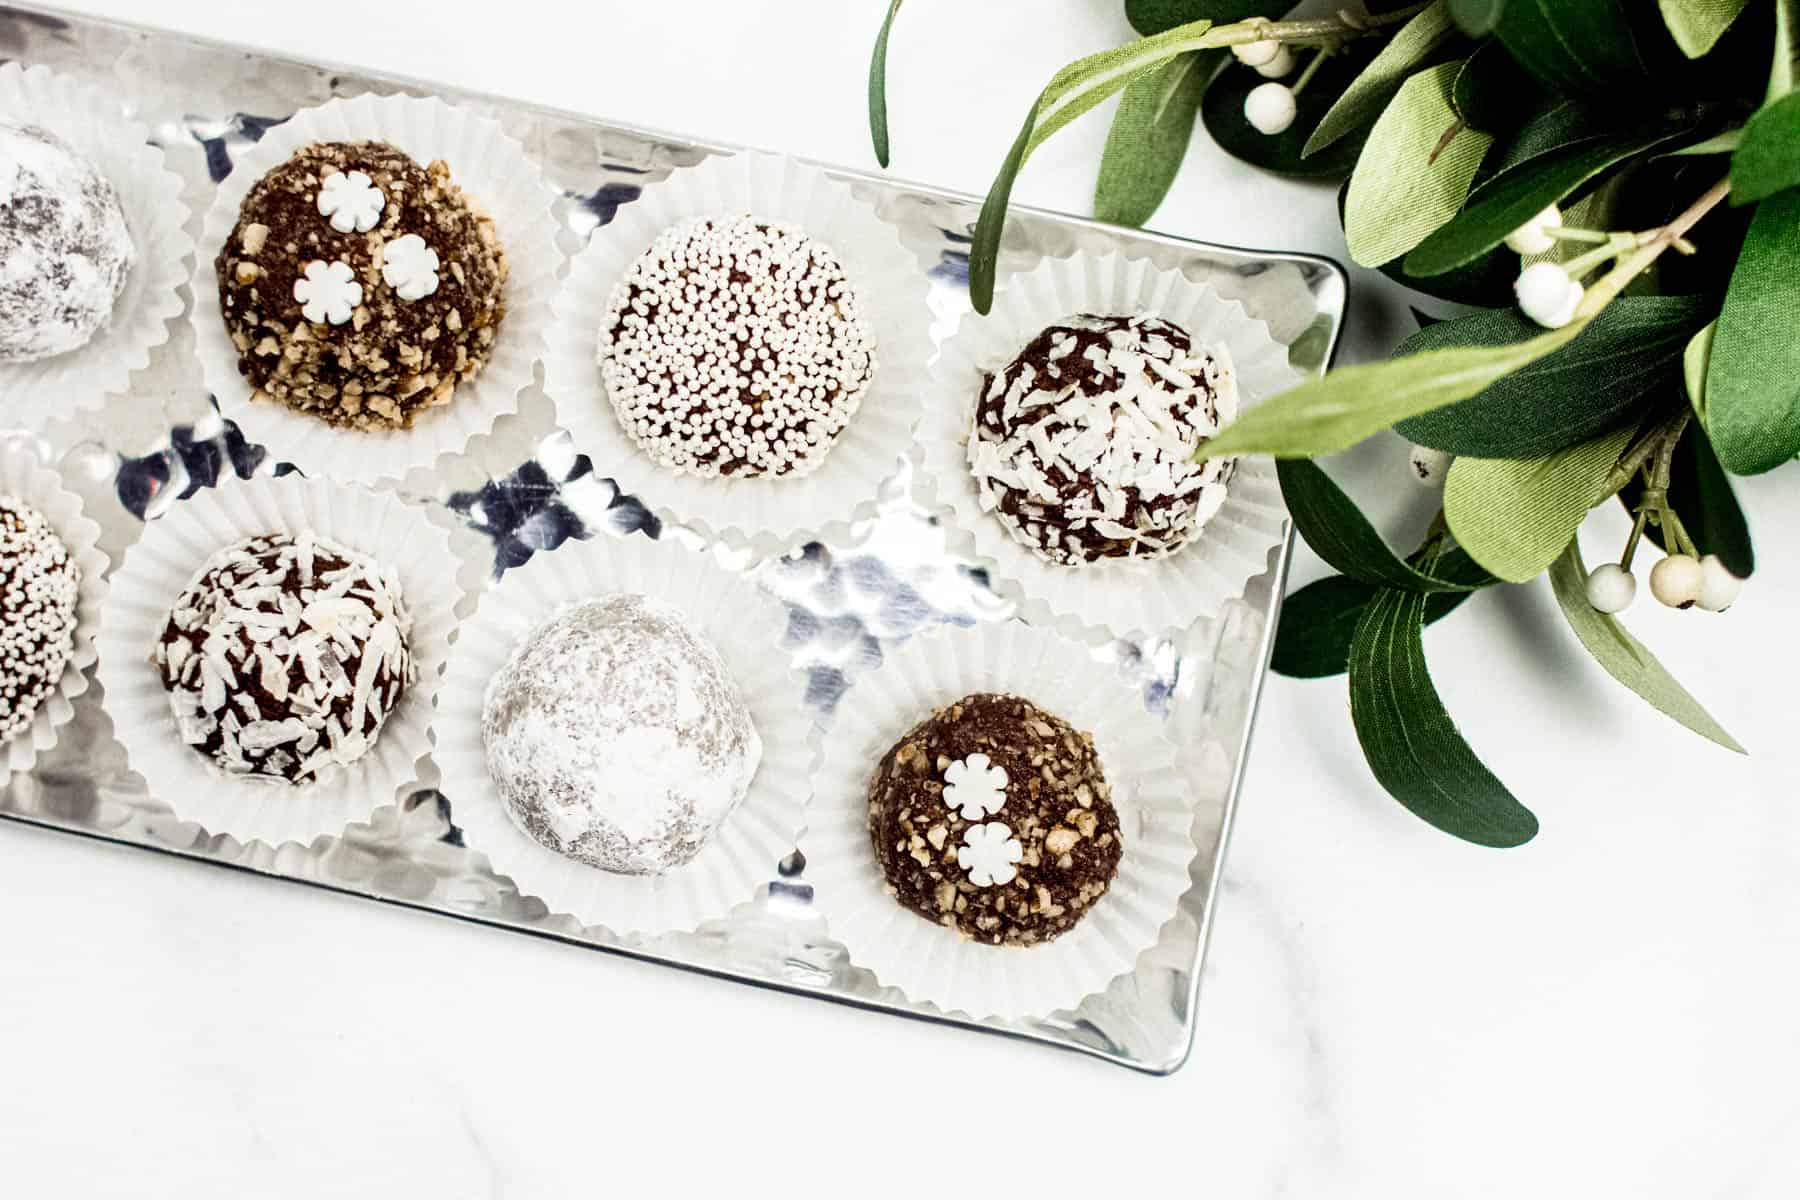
xmin=597 ymin=215 xmax=877 ymax=479
xmin=0 ymin=496 xmax=81 ymax=740
xmin=153 ymin=531 xmax=415 ymax=785
xmin=967 ymin=314 xmax=1239 ymax=567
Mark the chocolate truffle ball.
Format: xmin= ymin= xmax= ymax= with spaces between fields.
xmin=0 ymin=123 xmax=134 ymax=363
xmin=214 ymin=140 xmax=508 ymax=431
xmin=481 ymin=593 xmax=762 ymax=876
xmin=154 ymin=532 xmax=415 ymax=784
xmin=0 ymin=497 xmax=81 ymax=740
xmin=867 ymin=692 xmax=1122 ymax=946
xmin=598 ymin=215 xmax=876 ymax=478
xmin=967 ymin=314 xmax=1238 ymax=566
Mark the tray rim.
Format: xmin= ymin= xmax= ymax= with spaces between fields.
xmin=0 ymin=0 xmax=1346 ymax=1075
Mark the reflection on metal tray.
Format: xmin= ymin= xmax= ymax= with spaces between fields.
xmin=0 ymin=1 xmax=1344 ymax=1073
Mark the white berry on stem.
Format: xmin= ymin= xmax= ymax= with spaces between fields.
xmin=1515 ymin=262 xmax=1583 ymax=328
xmin=1232 ymin=38 xmax=1281 ymax=66
xmin=1244 ymin=82 xmax=1297 ymax=135
xmin=1695 ymin=554 xmax=1744 ymax=612
xmin=1584 ymin=563 xmax=1637 ymax=614
xmin=1504 ymin=204 xmax=1564 ymax=255
xmin=1407 ymin=443 xmax=1453 ymax=489
xmin=1254 ymin=44 xmax=1297 ymax=77
xmin=1649 ymin=553 xmax=1704 ymax=609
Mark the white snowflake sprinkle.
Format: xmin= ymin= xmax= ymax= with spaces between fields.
xmin=957 ymin=822 xmax=1023 ymax=887
xmin=316 ymin=169 xmax=385 ymax=234
xmin=294 ymin=260 xmax=362 ymax=326
xmin=942 ymin=752 xmax=1008 ymax=820
xmin=381 ymin=233 xmax=440 ymax=302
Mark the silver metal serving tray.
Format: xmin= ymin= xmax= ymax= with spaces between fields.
xmin=0 ymin=1 xmax=1345 ymax=1073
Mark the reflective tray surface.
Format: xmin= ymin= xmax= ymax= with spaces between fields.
xmin=0 ymin=1 xmax=1343 ymax=1073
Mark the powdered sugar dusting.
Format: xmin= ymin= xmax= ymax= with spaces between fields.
xmin=480 ymin=592 xmax=762 ymax=876
xmin=0 ymin=122 xmax=134 ymax=363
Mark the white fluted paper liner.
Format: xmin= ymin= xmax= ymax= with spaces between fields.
xmin=0 ymin=444 xmax=110 ymax=787
xmin=95 ymin=475 xmax=462 ymax=848
xmin=801 ymin=622 xmax=1199 ymax=1020
xmin=922 ymin=252 xmax=1298 ymax=644
xmin=545 ymin=151 xmax=931 ymax=557
xmin=433 ymin=532 xmax=810 ymax=937
xmin=189 ymin=94 xmax=561 ymax=484
xmin=0 ymin=63 xmax=193 ymax=429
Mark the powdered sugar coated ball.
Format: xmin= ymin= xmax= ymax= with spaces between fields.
xmin=154 ymin=532 xmax=415 ymax=784
xmin=0 ymin=123 xmax=135 ymax=363
xmin=598 ymin=215 xmax=877 ymax=479
xmin=0 ymin=496 xmax=81 ymax=740
xmin=481 ymin=593 xmax=762 ymax=876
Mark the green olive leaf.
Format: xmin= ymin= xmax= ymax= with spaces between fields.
xmin=1705 ymin=190 xmax=1800 ymax=473
xmin=1128 ymin=0 xmax=1287 ymax=36
xmin=1658 ymin=0 xmax=1752 ymax=58
xmin=1684 ymin=318 xmax=1715 ymax=423
xmin=1494 ymin=0 xmax=1669 ymax=98
xmin=1277 ymin=458 xmax=1493 ymax=593
xmin=1094 ymin=53 xmax=1212 ymax=227
xmin=1729 ymin=91 xmax=1800 ymax=205
xmin=1770 ymin=0 xmax=1796 ymax=101
xmin=868 ymin=0 xmax=903 ymax=168
xmin=1394 ymin=296 xmax=1714 ymax=457
xmin=1305 ymin=1 xmax=1461 ymax=158
xmin=970 ymin=18 xmax=1218 ymax=312
xmin=1443 ymin=425 xmax=1636 ymax=582
xmin=1347 ymin=583 xmax=1539 ymax=847
xmin=1549 ymin=541 xmax=1745 ymax=753
xmin=1204 ymin=320 xmax=1587 ymax=460
xmin=1274 ymin=567 xmax=1475 ymax=679
xmin=1448 ymin=0 xmax=1505 ymax=35
xmin=1405 ymin=120 xmax=1698 ymax=276
xmin=1344 ymin=61 xmax=1494 ymax=267
xmin=1452 ymin=40 xmax=1537 ymax=136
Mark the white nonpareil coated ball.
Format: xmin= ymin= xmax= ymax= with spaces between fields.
xmin=1515 ymin=262 xmax=1583 ymax=328
xmin=1584 ymin=562 xmax=1636 ymax=614
xmin=1244 ymin=83 xmax=1297 ymax=135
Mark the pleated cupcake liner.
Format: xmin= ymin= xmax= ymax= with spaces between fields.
xmin=920 ymin=251 xmax=1297 ymax=645
xmin=545 ymin=150 xmax=931 ymax=559
xmin=95 ymin=474 xmax=464 ymax=848
xmin=0 ymin=444 xmax=111 ymax=787
xmin=0 ymin=63 xmax=193 ymax=429
xmin=801 ymin=621 xmax=1199 ymax=1020
xmin=432 ymin=531 xmax=810 ymax=937
xmin=189 ymin=93 xmax=561 ymax=484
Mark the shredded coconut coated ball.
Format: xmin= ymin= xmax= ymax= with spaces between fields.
xmin=0 ymin=497 xmax=81 ymax=740
xmin=968 ymin=314 xmax=1238 ymax=566
xmin=598 ymin=216 xmax=877 ymax=479
xmin=154 ymin=532 xmax=415 ymax=785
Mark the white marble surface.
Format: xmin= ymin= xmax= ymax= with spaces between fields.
xmin=5 ymin=2 xmax=1799 ymax=1196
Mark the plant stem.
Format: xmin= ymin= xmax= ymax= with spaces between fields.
xmin=1577 ymin=176 xmax=1732 ymax=318
xmin=1621 ymin=507 xmax=1648 ymax=570
xmin=1221 ymin=3 xmax=1428 ymax=49
xmin=1544 ymin=227 xmax=1614 ymax=245
xmin=1290 ymin=47 xmax=1332 ymax=96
